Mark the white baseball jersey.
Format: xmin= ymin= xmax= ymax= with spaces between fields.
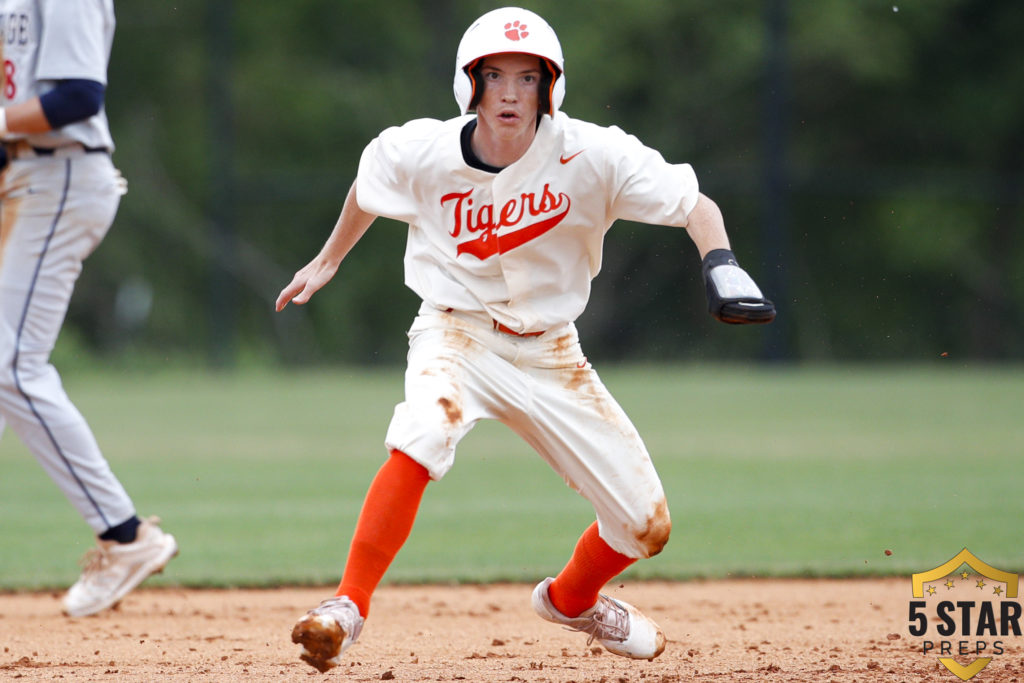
xmin=0 ymin=0 xmax=116 ymax=150
xmin=357 ymin=111 xmax=699 ymax=333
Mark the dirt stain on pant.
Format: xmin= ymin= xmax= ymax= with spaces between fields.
xmin=437 ymin=396 xmax=462 ymax=426
xmin=636 ymin=499 xmax=672 ymax=558
xmin=0 ymin=193 xmax=22 ymax=271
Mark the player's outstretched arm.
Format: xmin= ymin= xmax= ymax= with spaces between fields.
xmin=685 ymin=193 xmax=776 ymax=325
xmin=683 ymin=193 xmax=731 ymax=259
xmin=276 ymin=183 xmax=377 ymax=311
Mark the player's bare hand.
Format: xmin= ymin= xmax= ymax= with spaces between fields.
xmin=275 ymin=259 xmax=341 ymax=311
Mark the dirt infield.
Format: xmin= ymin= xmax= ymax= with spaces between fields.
xmin=1 ymin=579 xmax=1020 ymax=682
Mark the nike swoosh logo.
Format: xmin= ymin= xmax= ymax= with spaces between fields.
xmin=559 ymin=150 xmax=584 ymax=164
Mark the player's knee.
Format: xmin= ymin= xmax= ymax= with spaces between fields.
xmin=0 ymin=350 xmax=50 ymax=395
xmin=385 ymin=400 xmax=461 ymax=480
xmin=635 ymin=499 xmax=671 ymax=558
xmin=0 ymin=351 xmax=16 ymax=392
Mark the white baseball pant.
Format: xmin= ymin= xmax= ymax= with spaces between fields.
xmin=0 ymin=149 xmax=135 ymax=533
xmin=385 ymin=303 xmax=671 ymax=559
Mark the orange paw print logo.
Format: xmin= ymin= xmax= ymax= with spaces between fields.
xmin=504 ymin=21 xmax=528 ymax=41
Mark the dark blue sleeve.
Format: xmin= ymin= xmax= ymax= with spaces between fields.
xmin=38 ymin=79 xmax=106 ymax=129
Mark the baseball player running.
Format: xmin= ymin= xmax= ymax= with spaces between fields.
xmin=0 ymin=0 xmax=177 ymax=616
xmin=278 ymin=6 xmax=774 ymax=672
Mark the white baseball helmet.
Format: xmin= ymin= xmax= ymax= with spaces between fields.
xmin=453 ymin=7 xmax=565 ymax=117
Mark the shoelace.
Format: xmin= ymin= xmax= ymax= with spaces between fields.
xmin=569 ymin=595 xmax=630 ymax=645
xmin=78 ymin=546 xmax=113 ymax=578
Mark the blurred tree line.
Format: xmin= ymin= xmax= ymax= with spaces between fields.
xmin=67 ymin=0 xmax=1022 ymax=367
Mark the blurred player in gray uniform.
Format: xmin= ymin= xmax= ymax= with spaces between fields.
xmin=0 ymin=0 xmax=177 ymax=616
xmin=278 ymin=6 xmax=774 ymax=671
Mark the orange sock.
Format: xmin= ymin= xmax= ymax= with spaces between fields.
xmin=336 ymin=450 xmax=430 ymax=618
xmin=547 ymin=521 xmax=637 ymax=618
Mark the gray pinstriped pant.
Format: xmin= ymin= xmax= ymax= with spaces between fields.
xmin=0 ymin=149 xmax=134 ymax=533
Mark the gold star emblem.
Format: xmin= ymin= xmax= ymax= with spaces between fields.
xmin=993 ymin=586 xmax=1004 ymax=596
xmin=945 ymin=579 xmax=956 ymax=590
xmin=961 ymin=571 xmax=970 ymax=579
xmin=927 ymin=585 xmax=937 ymax=595
xmin=976 ymin=579 xmax=986 ymax=589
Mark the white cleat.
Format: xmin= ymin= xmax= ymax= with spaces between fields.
xmin=291 ymin=596 xmax=365 ymax=672
xmin=532 ymin=576 xmax=666 ymax=660
xmin=63 ymin=516 xmax=178 ymax=618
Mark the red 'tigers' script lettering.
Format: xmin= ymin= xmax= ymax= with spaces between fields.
xmin=440 ymin=184 xmax=571 ymax=260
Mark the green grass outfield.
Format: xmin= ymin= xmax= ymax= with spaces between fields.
xmin=1 ymin=364 xmax=1021 ymax=590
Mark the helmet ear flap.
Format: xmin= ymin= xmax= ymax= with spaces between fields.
xmin=539 ymin=58 xmax=559 ymax=117
xmin=466 ymin=59 xmax=484 ymax=112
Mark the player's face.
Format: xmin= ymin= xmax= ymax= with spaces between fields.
xmin=475 ymin=52 xmax=542 ymax=144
